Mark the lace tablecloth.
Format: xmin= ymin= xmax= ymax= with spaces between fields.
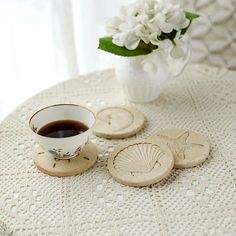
xmin=0 ymin=64 xmax=236 ymax=236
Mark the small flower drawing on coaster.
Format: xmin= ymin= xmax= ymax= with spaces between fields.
xmin=148 ymin=128 xmax=210 ymax=168
xmin=32 ymin=142 xmax=98 ymax=177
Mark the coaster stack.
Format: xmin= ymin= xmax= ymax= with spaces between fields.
xmin=106 ymin=128 xmax=210 ymax=187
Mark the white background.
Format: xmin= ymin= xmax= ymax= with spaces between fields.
xmin=0 ymin=0 xmax=133 ymax=121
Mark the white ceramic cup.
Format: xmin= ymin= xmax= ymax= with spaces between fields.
xmin=29 ymin=104 xmax=96 ymax=159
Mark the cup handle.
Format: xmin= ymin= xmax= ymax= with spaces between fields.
xmin=168 ymin=45 xmax=192 ymax=78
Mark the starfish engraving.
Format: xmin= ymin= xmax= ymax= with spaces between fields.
xmin=157 ymin=131 xmax=204 ymax=160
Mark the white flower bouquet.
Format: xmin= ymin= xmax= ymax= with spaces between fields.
xmin=99 ymin=0 xmax=199 ymax=58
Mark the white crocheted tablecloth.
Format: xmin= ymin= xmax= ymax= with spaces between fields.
xmin=0 ymin=64 xmax=236 ymax=236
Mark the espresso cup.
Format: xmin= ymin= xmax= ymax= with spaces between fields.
xmin=29 ymin=104 xmax=96 ymax=159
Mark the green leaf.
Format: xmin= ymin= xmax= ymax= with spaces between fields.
xmin=181 ymin=11 xmax=200 ymax=34
xmin=98 ymin=37 xmax=152 ymax=57
xmin=185 ymin=11 xmax=200 ymax=21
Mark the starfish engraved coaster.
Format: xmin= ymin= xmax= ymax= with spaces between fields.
xmin=33 ymin=142 xmax=98 ymax=177
xmin=93 ymin=106 xmax=145 ymax=139
xmin=108 ymin=140 xmax=174 ymax=187
xmin=147 ymin=128 xmax=210 ymax=168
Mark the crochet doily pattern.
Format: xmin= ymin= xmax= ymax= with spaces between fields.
xmin=0 ymin=64 xmax=235 ymax=235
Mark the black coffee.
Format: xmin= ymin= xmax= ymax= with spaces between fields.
xmin=37 ymin=120 xmax=88 ymax=138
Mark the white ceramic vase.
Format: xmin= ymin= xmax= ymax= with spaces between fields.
xmin=115 ymin=48 xmax=191 ymax=103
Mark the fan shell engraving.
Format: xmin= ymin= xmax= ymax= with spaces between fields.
xmin=114 ymin=143 xmax=165 ymax=176
xmin=108 ymin=140 xmax=174 ymax=187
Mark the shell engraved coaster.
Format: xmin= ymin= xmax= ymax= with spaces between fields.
xmin=148 ymin=128 xmax=210 ymax=169
xmin=93 ymin=106 xmax=145 ymax=139
xmin=108 ymin=140 xmax=174 ymax=187
xmin=33 ymin=142 xmax=98 ymax=177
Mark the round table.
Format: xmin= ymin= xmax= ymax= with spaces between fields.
xmin=0 ymin=64 xmax=236 ymax=236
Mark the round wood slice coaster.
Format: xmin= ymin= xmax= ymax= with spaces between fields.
xmin=93 ymin=106 xmax=145 ymax=139
xmin=33 ymin=142 xmax=98 ymax=177
xmin=147 ymin=128 xmax=210 ymax=169
xmin=108 ymin=140 xmax=174 ymax=187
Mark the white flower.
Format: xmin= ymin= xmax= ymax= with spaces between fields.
xmin=166 ymin=11 xmax=190 ymax=30
xmin=112 ymin=31 xmax=140 ymax=50
xmin=124 ymin=32 xmax=141 ymax=50
xmin=112 ymin=18 xmax=142 ymax=50
xmin=105 ymin=0 xmax=191 ymax=51
xmin=149 ymin=13 xmax=173 ymax=33
xmin=135 ymin=24 xmax=150 ymax=44
xmin=149 ymin=32 xmax=160 ymax=45
xmin=118 ymin=18 xmax=139 ymax=32
xmin=143 ymin=0 xmax=159 ymax=15
xmin=120 ymin=4 xmax=138 ymax=19
xmin=113 ymin=18 xmax=141 ymax=50
xmin=158 ymin=39 xmax=173 ymax=50
xmin=112 ymin=33 xmax=126 ymax=47
xmin=105 ymin=17 xmax=123 ymax=36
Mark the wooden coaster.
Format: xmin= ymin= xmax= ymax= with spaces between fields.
xmin=108 ymin=140 xmax=174 ymax=187
xmin=33 ymin=142 xmax=98 ymax=177
xmin=147 ymin=128 xmax=210 ymax=168
xmin=93 ymin=106 xmax=145 ymax=139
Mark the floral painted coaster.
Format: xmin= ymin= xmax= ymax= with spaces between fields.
xmin=147 ymin=128 xmax=210 ymax=168
xmin=33 ymin=142 xmax=98 ymax=177
xmin=93 ymin=106 xmax=145 ymax=139
xmin=108 ymin=140 xmax=174 ymax=187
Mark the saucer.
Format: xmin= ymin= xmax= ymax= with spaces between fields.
xmin=32 ymin=141 xmax=98 ymax=176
